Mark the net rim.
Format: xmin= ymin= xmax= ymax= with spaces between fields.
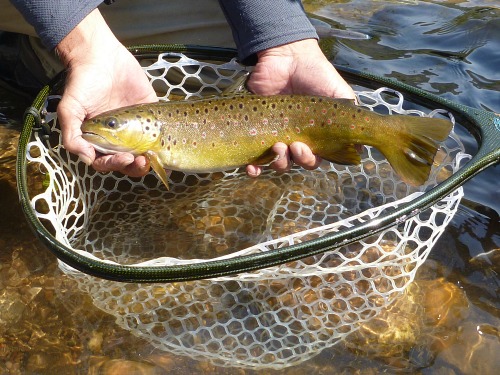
xmin=16 ymin=44 xmax=499 ymax=283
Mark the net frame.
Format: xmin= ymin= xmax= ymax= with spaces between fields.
xmin=16 ymin=48 xmax=482 ymax=369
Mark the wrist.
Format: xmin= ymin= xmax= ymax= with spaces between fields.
xmin=256 ymin=39 xmax=320 ymax=59
xmin=55 ymin=9 xmax=119 ymax=67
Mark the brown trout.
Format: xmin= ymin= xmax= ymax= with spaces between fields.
xmin=81 ymin=95 xmax=453 ymax=188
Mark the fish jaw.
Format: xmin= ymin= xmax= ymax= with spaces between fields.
xmin=81 ymin=132 xmax=134 ymax=154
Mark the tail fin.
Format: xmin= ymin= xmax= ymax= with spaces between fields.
xmin=379 ymin=116 xmax=453 ymax=186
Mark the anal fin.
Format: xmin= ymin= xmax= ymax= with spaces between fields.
xmin=319 ymin=144 xmax=361 ymax=165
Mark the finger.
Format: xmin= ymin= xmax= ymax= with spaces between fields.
xmin=57 ymin=98 xmax=96 ymax=166
xmin=289 ymin=142 xmax=322 ymax=170
xmin=246 ymin=164 xmax=262 ymax=178
xmin=93 ymin=153 xmax=149 ymax=177
xmin=270 ymin=142 xmax=292 ymax=172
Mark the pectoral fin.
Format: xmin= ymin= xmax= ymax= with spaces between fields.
xmin=320 ymin=144 xmax=361 ymax=165
xmin=145 ymin=151 xmax=170 ymax=189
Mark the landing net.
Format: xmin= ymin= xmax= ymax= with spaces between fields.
xmin=23 ymin=51 xmax=467 ymax=368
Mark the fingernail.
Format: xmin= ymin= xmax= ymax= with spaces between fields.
xmin=78 ymin=154 xmax=92 ymax=166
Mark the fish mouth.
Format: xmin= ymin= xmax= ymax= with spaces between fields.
xmin=81 ymin=132 xmax=126 ymax=154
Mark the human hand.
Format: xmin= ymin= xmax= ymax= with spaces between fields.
xmin=246 ymin=38 xmax=356 ymax=177
xmin=56 ymin=9 xmax=158 ymax=177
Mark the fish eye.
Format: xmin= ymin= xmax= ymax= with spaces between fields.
xmin=105 ymin=117 xmax=118 ymax=128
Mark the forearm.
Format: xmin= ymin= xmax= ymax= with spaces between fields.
xmin=9 ymin=0 xmax=103 ymax=49
xmin=218 ymin=0 xmax=318 ymax=64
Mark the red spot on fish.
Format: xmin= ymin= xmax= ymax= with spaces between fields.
xmin=271 ymin=130 xmax=278 ymax=136
xmin=305 ymin=106 xmax=310 ymax=112
xmin=249 ymin=128 xmax=257 ymax=136
xmin=182 ymin=138 xmax=187 ymax=144
xmin=322 ymin=109 xmax=327 ymax=114
xmin=262 ymin=118 xmax=269 ymax=125
xmin=201 ymin=132 xmax=206 ymax=139
xmin=295 ymin=127 xmax=301 ymax=133
xmin=261 ymin=140 xmax=265 ymax=145
xmin=192 ymin=141 xmax=197 ymax=147
xmin=327 ymin=119 xmax=332 ymax=125
xmin=309 ymin=119 xmax=315 ymax=125
xmin=350 ymin=124 xmax=355 ymax=129
xmin=365 ymin=117 xmax=370 ymax=122
xmin=283 ymin=117 xmax=289 ymax=123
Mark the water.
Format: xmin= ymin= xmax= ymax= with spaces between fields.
xmin=1 ymin=0 xmax=499 ymax=373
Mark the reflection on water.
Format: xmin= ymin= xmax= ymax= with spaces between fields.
xmin=1 ymin=0 xmax=499 ymax=373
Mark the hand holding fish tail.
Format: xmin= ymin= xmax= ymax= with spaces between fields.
xmin=56 ymin=9 xmax=157 ymax=177
xmin=246 ymin=38 xmax=355 ymax=176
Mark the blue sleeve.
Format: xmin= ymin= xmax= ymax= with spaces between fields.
xmin=218 ymin=0 xmax=318 ymax=64
xmin=9 ymin=0 xmax=103 ymax=50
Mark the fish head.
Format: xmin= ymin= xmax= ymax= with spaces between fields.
xmin=81 ymin=106 xmax=162 ymax=155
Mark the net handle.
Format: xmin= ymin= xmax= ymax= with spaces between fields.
xmin=16 ymin=45 xmax=500 ymax=283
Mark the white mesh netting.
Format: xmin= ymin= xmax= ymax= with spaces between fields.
xmin=24 ymin=52 xmax=468 ymax=369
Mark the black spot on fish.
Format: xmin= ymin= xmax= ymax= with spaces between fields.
xmin=176 ymin=109 xmax=180 ymax=114
xmin=333 ymin=103 xmax=338 ymax=109
xmin=204 ymin=108 xmax=209 ymax=114
xmin=161 ymin=139 xmax=165 ymax=146
xmin=168 ymin=113 xmax=172 ymax=118
xmin=229 ymin=104 xmax=234 ymax=110
xmin=195 ymin=109 xmax=200 ymax=114
xmin=352 ymin=114 xmax=356 ymax=119
xmin=214 ymin=106 xmax=219 ymax=111
xmin=173 ymin=139 xmax=177 ymax=145
xmin=238 ymin=103 xmax=243 ymax=109
xmin=136 ymin=114 xmax=142 ymax=119
xmin=288 ymin=104 xmax=293 ymax=110
xmin=261 ymin=100 xmax=267 ymax=105
xmin=146 ymin=118 xmax=151 ymax=123
xmin=212 ymin=142 xmax=216 ymax=147
xmin=244 ymin=114 xmax=249 ymax=121
xmin=253 ymin=106 xmax=258 ymax=112
xmin=310 ymin=97 xmax=316 ymax=103
xmin=271 ymin=103 xmax=276 ymax=109
xmin=184 ymin=111 xmax=188 ymax=117
xmin=145 ymin=126 xmax=150 ymax=131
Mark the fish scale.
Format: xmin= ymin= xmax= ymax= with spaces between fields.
xmin=82 ymin=94 xmax=453 ymax=188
